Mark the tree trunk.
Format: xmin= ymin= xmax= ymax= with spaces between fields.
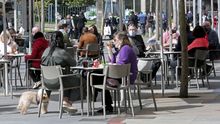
xmin=211 ymin=0 xmax=214 ymax=29
xmin=218 ymin=0 xmax=220 ymax=39
xmin=155 ymin=0 xmax=160 ymax=40
xmin=150 ymin=0 xmax=152 ymax=12
xmin=35 ymin=1 xmax=41 ymax=27
xmin=179 ymin=0 xmax=188 ymax=98
xmin=173 ymin=0 xmax=177 ymax=28
xmin=193 ymin=0 xmax=196 ymax=27
xmin=41 ymin=0 xmax=44 ymax=32
xmin=198 ymin=0 xmax=202 ymax=25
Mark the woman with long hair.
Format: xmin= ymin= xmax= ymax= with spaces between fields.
xmin=41 ymin=31 xmax=79 ymax=114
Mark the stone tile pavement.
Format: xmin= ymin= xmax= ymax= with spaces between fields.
xmin=1 ymin=59 xmax=220 ymax=124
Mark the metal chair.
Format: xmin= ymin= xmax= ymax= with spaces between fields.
xmin=66 ymin=47 xmax=77 ymax=60
xmin=90 ymin=64 xmax=134 ymax=118
xmin=135 ymin=59 xmax=157 ymax=111
xmin=10 ymin=57 xmax=23 ymax=89
xmin=38 ymin=65 xmax=83 ymax=118
xmin=25 ymin=59 xmax=41 ymax=88
xmin=77 ymin=43 xmax=100 ymax=62
xmin=176 ymin=49 xmax=210 ymax=89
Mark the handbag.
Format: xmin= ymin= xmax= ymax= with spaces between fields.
xmin=106 ymin=78 xmax=120 ymax=88
xmin=137 ymin=59 xmax=153 ymax=72
xmin=104 ymin=26 xmax=111 ymax=36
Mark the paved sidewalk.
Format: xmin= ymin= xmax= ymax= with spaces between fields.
xmin=1 ymin=63 xmax=220 ymax=124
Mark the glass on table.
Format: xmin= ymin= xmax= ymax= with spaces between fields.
xmin=82 ymin=60 xmax=88 ymax=68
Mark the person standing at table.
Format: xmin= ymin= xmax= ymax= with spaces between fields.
xmin=77 ymin=12 xmax=87 ymax=39
xmin=25 ymin=31 xmax=49 ymax=89
xmin=94 ymin=31 xmax=137 ymax=113
xmin=41 ymin=31 xmax=79 ymax=114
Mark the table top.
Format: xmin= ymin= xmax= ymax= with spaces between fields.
xmin=71 ymin=66 xmax=104 ymax=70
xmin=0 ymin=59 xmax=10 ymax=63
xmin=7 ymin=53 xmax=25 ymax=57
xmin=137 ymin=57 xmax=161 ymax=61
xmin=148 ymin=51 xmax=181 ymax=54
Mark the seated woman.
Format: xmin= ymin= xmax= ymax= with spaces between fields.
xmin=187 ymin=25 xmax=211 ymax=74
xmin=25 ymin=32 xmax=49 ymax=89
xmin=41 ymin=31 xmax=79 ymax=114
xmin=188 ymin=25 xmax=209 ymax=57
xmin=0 ymin=30 xmax=17 ymax=55
xmin=77 ymin=27 xmax=98 ymax=58
xmin=94 ymin=31 xmax=137 ymax=113
xmin=127 ymin=24 xmax=146 ymax=57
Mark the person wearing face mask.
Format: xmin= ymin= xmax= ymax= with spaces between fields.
xmin=127 ymin=24 xmax=146 ymax=57
xmin=203 ymin=21 xmax=220 ymax=60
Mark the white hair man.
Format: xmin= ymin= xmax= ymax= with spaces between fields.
xmin=32 ymin=26 xmax=40 ymax=36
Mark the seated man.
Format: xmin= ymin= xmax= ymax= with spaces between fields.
xmin=25 ymin=31 xmax=49 ymax=89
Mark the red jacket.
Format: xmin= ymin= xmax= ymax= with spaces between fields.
xmin=187 ymin=37 xmax=209 ymax=51
xmin=25 ymin=38 xmax=49 ymax=68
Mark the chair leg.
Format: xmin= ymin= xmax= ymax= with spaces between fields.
xmin=120 ymin=90 xmax=124 ymax=105
xmin=91 ymin=87 xmax=95 ymax=116
xmin=59 ymin=90 xmax=64 ymax=119
xmin=150 ymin=82 xmax=157 ymax=111
xmin=113 ymin=90 xmax=116 ymax=112
xmin=58 ymin=91 xmax=61 ymax=110
xmin=195 ymin=69 xmax=200 ymax=89
xmin=212 ymin=60 xmax=216 ymax=77
xmin=204 ymin=66 xmax=210 ymax=89
xmin=17 ymin=66 xmax=23 ymax=87
xmin=80 ymin=77 xmax=84 ymax=116
xmin=38 ymin=89 xmax=44 ymax=117
xmin=117 ymin=90 xmax=121 ymax=115
xmin=102 ymin=89 xmax=106 ymax=118
xmin=137 ymin=84 xmax=142 ymax=110
xmin=128 ymin=88 xmax=134 ymax=117
xmin=175 ymin=67 xmax=179 ymax=88
xmin=201 ymin=69 xmax=205 ymax=87
xmin=124 ymin=89 xmax=127 ymax=113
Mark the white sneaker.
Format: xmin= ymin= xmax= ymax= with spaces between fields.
xmin=33 ymin=81 xmax=42 ymax=89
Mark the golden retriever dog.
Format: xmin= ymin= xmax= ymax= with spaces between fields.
xmin=17 ymin=89 xmax=49 ymax=115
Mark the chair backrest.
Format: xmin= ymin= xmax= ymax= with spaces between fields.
xmin=194 ymin=49 xmax=209 ymax=67
xmin=105 ymin=63 xmax=131 ymax=79
xmin=86 ymin=43 xmax=99 ymax=51
xmin=194 ymin=49 xmax=209 ymax=61
xmin=41 ymin=65 xmax=62 ymax=89
xmin=85 ymin=43 xmax=100 ymax=59
xmin=66 ymin=47 xmax=76 ymax=59
xmin=41 ymin=65 xmax=62 ymax=79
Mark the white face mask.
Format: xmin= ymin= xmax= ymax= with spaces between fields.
xmin=128 ymin=30 xmax=136 ymax=37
